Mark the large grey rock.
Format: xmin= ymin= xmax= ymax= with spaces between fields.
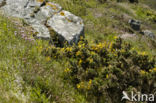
xmin=35 ymin=2 xmax=62 ymax=23
xmin=128 ymin=19 xmax=141 ymax=31
xmin=0 ymin=0 xmax=84 ymax=45
xmin=2 ymin=0 xmax=28 ymax=17
xmin=0 ymin=0 xmax=3 ymax=3
xmin=47 ymin=10 xmax=84 ymax=45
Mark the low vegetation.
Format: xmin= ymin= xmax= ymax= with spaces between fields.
xmin=0 ymin=0 xmax=156 ymax=103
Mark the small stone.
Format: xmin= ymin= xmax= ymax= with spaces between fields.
xmin=143 ymin=30 xmax=155 ymax=39
xmin=128 ymin=19 xmax=141 ymax=31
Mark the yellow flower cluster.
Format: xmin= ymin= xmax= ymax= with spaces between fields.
xmin=140 ymin=70 xmax=147 ymax=75
xmin=64 ymin=68 xmax=71 ymax=73
xmin=76 ymin=51 xmax=82 ymax=57
xmin=87 ymin=58 xmax=93 ymax=63
xmin=46 ymin=56 xmax=51 ymax=62
xmin=120 ymin=49 xmax=125 ymax=53
xmin=78 ymin=59 xmax=83 ymax=65
xmin=138 ymin=51 xmax=146 ymax=56
xmin=65 ymin=47 xmax=72 ymax=52
xmin=87 ymin=79 xmax=92 ymax=90
xmin=106 ymin=74 xmax=109 ymax=79
xmin=78 ymin=42 xmax=85 ymax=48
xmin=114 ymin=36 xmax=118 ymax=39
xmin=60 ymin=48 xmax=65 ymax=53
xmin=91 ymin=42 xmax=107 ymax=52
xmin=77 ymin=82 xmax=84 ymax=89
xmin=76 ymin=80 xmax=92 ymax=90
xmin=149 ymin=67 xmax=156 ymax=72
xmin=109 ymin=42 xmax=114 ymax=52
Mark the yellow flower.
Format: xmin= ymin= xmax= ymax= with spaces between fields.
xmin=106 ymin=74 xmax=109 ymax=78
xmin=114 ymin=36 xmax=118 ymax=39
xmin=121 ymin=49 xmax=125 ymax=53
xmin=64 ymin=68 xmax=70 ymax=73
xmin=76 ymin=51 xmax=81 ymax=56
xmin=89 ymin=79 xmax=92 ymax=84
xmin=142 ymin=52 xmax=146 ymax=55
xmin=89 ymin=58 xmax=93 ymax=63
xmin=149 ymin=67 xmax=156 ymax=72
xmin=109 ymin=42 xmax=113 ymax=51
xmin=60 ymin=48 xmax=65 ymax=52
xmin=46 ymin=56 xmax=51 ymax=61
xmin=78 ymin=59 xmax=83 ymax=65
xmin=77 ymin=84 xmax=81 ymax=89
xmin=90 ymin=51 xmax=95 ymax=55
xmin=140 ymin=70 xmax=146 ymax=75
xmin=66 ymin=47 xmax=72 ymax=52
xmin=131 ymin=48 xmax=135 ymax=50
xmin=138 ymin=51 xmax=146 ymax=56
xmin=153 ymin=68 xmax=156 ymax=72
xmin=80 ymin=36 xmax=84 ymax=40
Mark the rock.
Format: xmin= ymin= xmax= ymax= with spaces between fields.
xmin=0 ymin=0 xmax=84 ymax=45
xmin=120 ymin=33 xmax=136 ymax=39
xmin=35 ymin=2 xmax=62 ymax=23
xmin=47 ymin=10 xmax=84 ymax=45
xmin=2 ymin=0 xmax=29 ymax=17
xmin=32 ymin=23 xmax=50 ymax=39
xmin=143 ymin=30 xmax=155 ymax=39
xmin=128 ymin=19 xmax=141 ymax=31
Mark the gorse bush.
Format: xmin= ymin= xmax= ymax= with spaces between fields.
xmin=43 ymin=37 xmax=156 ymax=103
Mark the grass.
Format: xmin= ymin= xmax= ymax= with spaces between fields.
xmin=0 ymin=14 xmax=87 ymax=103
xmin=50 ymin=0 xmax=156 ymax=55
xmin=0 ymin=0 xmax=156 ymax=103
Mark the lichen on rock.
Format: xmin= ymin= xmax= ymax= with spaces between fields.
xmin=0 ymin=0 xmax=84 ymax=45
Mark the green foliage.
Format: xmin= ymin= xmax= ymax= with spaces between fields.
xmin=50 ymin=0 xmax=87 ymax=16
xmin=136 ymin=7 xmax=156 ymax=22
xmin=0 ymin=15 xmax=87 ymax=103
xmin=43 ymin=37 xmax=156 ymax=103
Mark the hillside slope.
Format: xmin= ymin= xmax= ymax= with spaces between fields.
xmin=0 ymin=0 xmax=156 ymax=103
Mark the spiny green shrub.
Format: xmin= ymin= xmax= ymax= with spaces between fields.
xmin=42 ymin=37 xmax=156 ymax=103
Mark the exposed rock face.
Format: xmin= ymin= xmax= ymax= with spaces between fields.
xmin=128 ymin=19 xmax=141 ymax=31
xmin=0 ymin=0 xmax=84 ymax=45
xmin=47 ymin=10 xmax=84 ymax=45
